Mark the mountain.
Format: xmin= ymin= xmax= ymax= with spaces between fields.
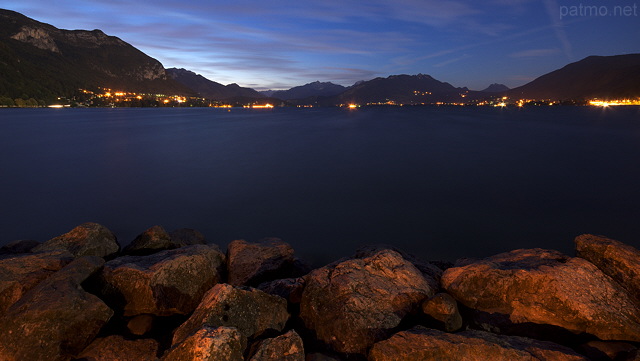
xmin=337 ymin=74 xmax=472 ymax=104
xmin=266 ymin=81 xmax=346 ymax=100
xmin=481 ymin=83 xmax=510 ymax=93
xmin=166 ymin=68 xmax=263 ymax=100
xmin=0 ymin=9 xmax=190 ymax=101
xmin=509 ymin=54 xmax=640 ymax=100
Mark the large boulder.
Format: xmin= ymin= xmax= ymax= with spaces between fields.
xmin=162 ymin=326 xmax=246 ymax=361
xmin=248 ymin=329 xmax=305 ymax=361
xmin=441 ymin=248 xmax=640 ymax=342
xmin=76 ymin=336 xmax=159 ymax=361
xmin=0 ymin=250 xmax=73 ymax=316
xmin=575 ymin=234 xmax=640 ymax=304
xmin=368 ymin=326 xmax=589 ymax=361
xmin=227 ymin=238 xmax=295 ymax=286
xmin=299 ymin=249 xmax=436 ymax=355
xmin=123 ymin=225 xmax=174 ymax=255
xmin=32 ymin=222 xmax=119 ymax=258
xmin=0 ymin=256 xmax=114 ymax=361
xmin=172 ymin=283 xmax=289 ymax=346
xmin=101 ymin=244 xmax=225 ymax=316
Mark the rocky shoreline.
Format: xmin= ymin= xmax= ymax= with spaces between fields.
xmin=1 ymin=222 xmax=639 ymax=361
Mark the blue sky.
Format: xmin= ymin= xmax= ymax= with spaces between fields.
xmin=2 ymin=0 xmax=638 ymax=90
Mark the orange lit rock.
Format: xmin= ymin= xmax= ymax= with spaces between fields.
xmin=33 ymin=222 xmax=119 ymax=258
xmin=575 ymin=234 xmax=640 ymax=304
xmin=123 ymin=225 xmax=173 ymax=255
xmin=227 ymin=238 xmax=295 ymax=287
xmin=0 ymin=250 xmax=73 ymax=316
xmin=172 ymin=283 xmax=289 ymax=346
xmin=421 ymin=292 xmax=463 ymax=332
xmin=102 ymin=244 xmax=224 ymax=316
xmin=299 ymin=249 xmax=436 ymax=355
xmin=368 ymin=327 xmax=589 ymax=361
xmin=442 ymin=248 xmax=640 ymax=342
xmin=248 ymin=329 xmax=305 ymax=361
xmin=77 ymin=335 xmax=159 ymax=361
xmin=162 ymin=326 xmax=245 ymax=361
xmin=0 ymin=256 xmax=113 ymax=361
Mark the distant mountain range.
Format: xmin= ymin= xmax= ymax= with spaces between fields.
xmin=1 ymin=9 xmax=639 ymax=105
xmin=261 ymin=81 xmax=347 ymax=100
xmin=166 ymin=68 xmax=263 ymax=100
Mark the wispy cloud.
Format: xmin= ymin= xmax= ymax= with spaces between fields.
xmin=510 ymin=48 xmax=560 ymax=57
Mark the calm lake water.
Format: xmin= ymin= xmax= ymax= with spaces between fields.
xmin=1 ymin=106 xmax=639 ymax=265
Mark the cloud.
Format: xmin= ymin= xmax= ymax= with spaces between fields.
xmin=509 ymin=48 xmax=560 ymax=57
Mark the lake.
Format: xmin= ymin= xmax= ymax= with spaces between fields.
xmin=1 ymin=106 xmax=639 ymax=265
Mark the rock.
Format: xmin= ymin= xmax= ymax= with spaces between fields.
xmin=227 ymin=238 xmax=295 ymax=287
xmin=101 ymin=244 xmax=225 ymax=316
xmin=299 ymin=249 xmax=436 ymax=355
xmin=0 ymin=250 xmax=73 ymax=316
xmin=575 ymin=234 xmax=640 ymax=304
xmin=32 ymin=222 xmax=119 ymax=258
xmin=76 ymin=336 xmax=159 ymax=361
xmin=0 ymin=239 xmax=41 ymax=255
xmin=578 ymin=340 xmax=637 ymax=361
xmin=368 ymin=326 xmax=589 ymax=361
xmin=421 ymin=293 xmax=463 ymax=332
xmin=162 ymin=326 xmax=246 ymax=361
xmin=172 ymin=283 xmax=289 ymax=346
xmin=257 ymin=277 xmax=305 ymax=304
xmin=123 ymin=225 xmax=174 ymax=255
xmin=127 ymin=314 xmax=155 ymax=336
xmin=353 ymin=245 xmax=442 ymax=291
xmin=248 ymin=330 xmax=305 ymax=361
xmin=0 ymin=256 xmax=114 ymax=361
xmin=169 ymin=228 xmax=207 ymax=247
xmin=441 ymin=248 xmax=640 ymax=342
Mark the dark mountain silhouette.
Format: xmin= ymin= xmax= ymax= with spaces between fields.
xmin=0 ymin=9 xmax=190 ymax=101
xmin=509 ymin=54 xmax=640 ymax=100
xmin=265 ymin=81 xmax=346 ymax=100
xmin=166 ymin=68 xmax=263 ymax=100
xmin=482 ymin=83 xmax=510 ymax=93
xmin=337 ymin=74 xmax=472 ymax=104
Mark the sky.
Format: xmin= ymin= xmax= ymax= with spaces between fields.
xmin=2 ymin=0 xmax=638 ymax=90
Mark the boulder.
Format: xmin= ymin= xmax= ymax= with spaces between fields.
xmin=32 ymin=222 xmax=119 ymax=258
xmin=575 ymin=234 xmax=640 ymax=304
xmin=227 ymin=238 xmax=295 ymax=286
xmin=421 ymin=293 xmax=463 ymax=332
xmin=76 ymin=335 xmax=159 ymax=361
xmin=248 ymin=330 xmax=305 ymax=361
xmin=101 ymin=244 xmax=225 ymax=316
xmin=162 ymin=326 xmax=246 ymax=361
xmin=368 ymin=326 xmax=589 ymax=361
xmin=123 ymin=225 xmax=174 ymax=255
xmin=172 ymin=283 xmax=289 ymax=346
xmin=0 ymin=256 xmax=114 ymax=361
xmin=441 ymin=248 xmax=640 ymax=342
xmin=0 ymin=250 xmax=73 ymax=316
xmin=257 ymin=277 xmax=305 ymax=304
xmin=0 ymin=239 xmax=41 ymax=255
xmin=299 ymin=249 xmax=436 ymax=355
xmin=169 ymin=228 xmax=207 ymax=247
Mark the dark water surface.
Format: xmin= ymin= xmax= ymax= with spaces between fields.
xmin=1 ymin=106 xmax=639 ymax=264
